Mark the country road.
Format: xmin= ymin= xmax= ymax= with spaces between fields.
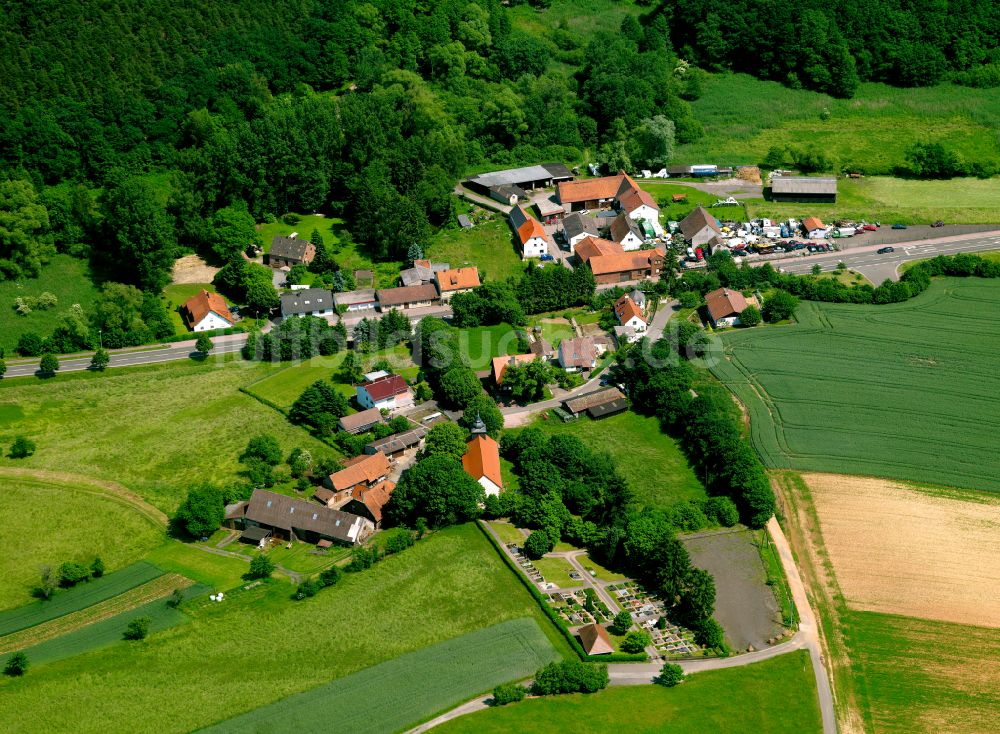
xmin=409 ymin=517 xmax=838 ymax=734
xmin=762 ymin=230 xmax=1000 ymax=283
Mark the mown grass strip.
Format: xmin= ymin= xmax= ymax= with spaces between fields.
xmin=0 ymin=574 xmax=193 ymax=654
xmin=196 ymin=618 xmax=559 ymax=734
xmin=0 ymin=562 xmax=164 ymax=637
xmin=0 ymin=585 xmax=209 ymax=669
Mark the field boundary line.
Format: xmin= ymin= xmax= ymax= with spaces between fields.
xmin=0 ymin=574 xmax=192 ymax=654
xmin=0 ymin=468 xmax=168 ymax=526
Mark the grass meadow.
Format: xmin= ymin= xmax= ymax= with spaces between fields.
xmin=426 ymin=217 xmax=526 ymax=284
xmin=712 ymin=279 xmax=1000 ymax=492
xmin=532 ymin=411 xmax=706 ymax=510
xmin=0 ymin=359 xmax=333 ymax=512
xmin=0 ymin=524 xmax=573 ymax=734
xmin=677 ymin=73 xmax=1000 ymax=175
xmin=0 ymin=477 xmax=164 ymax=609
xmin=457 ymin=323 xmax=522 ymax=370
xmin=200 ymin=618 xmax=558 ymax=734
xmin=436 ymin=650 xmax=821 ymax=734
xmin=0 ymin=255 xmax=101 ymax=354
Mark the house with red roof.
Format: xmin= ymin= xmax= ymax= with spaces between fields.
xmin=356 ymin=374 xmax=413 ymax=412
xmin=182 ymin=290 xmax=234 ymax=332
xmin=341 ymin=480 xmax=396 ymax=529
xmin=614 ymin=294 xmax=647 ymax=332
xmin=509 ymin=205 xmax=550 ymax=259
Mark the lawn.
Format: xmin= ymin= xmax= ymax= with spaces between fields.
xmin=531 ymin=556 xmax=578 ymax=587
xmin=0 ymin=359 xmax=334 ymax=512
xmin=638 ymin=182 xmax=738 ymax=223
xmin=0 ymin=563 xmax=163 ymax=637
xmin=0 ymin=254 xmax=101 ymax=353
xmin=529 ymin=317 xmax=576 ymax=348
xmin=0 ymin=477 xmax=164 ymax=610
xmin=487 ymin=521 xmax=527 ymax=546
xmin=426 ymin=217 xmax=525 ymax=283
xmin=257 ymin=214 xmax=403 ymax=288
xmin=711 ymin=278 xmax=1000 ymax=492
xmin=457 ymin=323 xmax=522 ymax=370
xmin=532 ymin=411 xmax=706 ymax=510
xmin=199 ymin=618 xmax=558 ymax=734
xmin=0 ymin=523 xmax=573 ymax=734
xmin=144 ymin=542 xmax=252 ymax=592
xmin=161 ymin=282 xmax=221 ymax=335
xmin=580 ymin=554 xmax=626 ymax=583
xmin=435 ymin=650 xmax=821 ymax=734
xmin=677 ymin=73 xmax=1000 ymax=177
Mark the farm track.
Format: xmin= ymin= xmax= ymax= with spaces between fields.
xmin=0 ymin=574 xmax=192 ymax=654
xmin=0 ymin=468 xmax=168 ymax=527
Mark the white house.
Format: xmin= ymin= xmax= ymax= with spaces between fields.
xmin=609 ymin=212 xmax=644 ymax=251
xmin=803 ymin=216 xmax=829 ymax=239
xmin=705 ymin=288 xmax=750 ymax=328
xmin=617 ymin=185 xmax=662 ymax=236
xmin=279 ymin=288 xmax=334 ymax=319
xmin=613 ymin=295 xmax=647 ymax=332
xmin=182 ymin=290 xmax=235 ymax=332
xmin=562 ymin=212 xmax=600 ymax=249
xmin=356 ymin=374 xmax=414 ymax=412
xmin=557 ymin=336 xmax=597 ymax=372
xmin=510 ymin=205 xmax=550 ymax=259
xmin=333 ymin=289 xmax=377 ymax=312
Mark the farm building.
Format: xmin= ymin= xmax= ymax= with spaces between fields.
xmin=268 ymin=235 xmax=316 ymax=268
xmin=434 ymin=267 xmax=481 ymax=300
xmin=320 ymin=451 xmax=392 ymax=508
xmin=376 ymin=283 xmax=439 ymax=311
xmin=509 ymin=205 xmax=550 ymax=259
xmin=562 ymin=212 xmax=600 ymax=248
xmin=705 ymin=287 xmax=750 ymax=328
xmin=574 ymin=236 xmax=665 ymax=285
xmin=280 ymin=288 xmax=335 ymax=319
xmin=563 ymin=387 xmax=627 ymax=419
xmin=770 ymin=176 xmax=837 ymax=203
xmin=182 ymin=290 xmax=234 ymax=332
xmin=489 ymin=183 xmax=529 ymax=206
xmin=356 ymin=374 xmax=413 ymax=412
xmin=534 ymin=197 xmax=566 ymax=223
xmin=577 ymin=623 xmax=614 ymax=655
xmin=462 ymin=416 xmax=503 ymax=497
xmin=679 ymin=206 xmax=722 ymax=246
xmin=464 ymin=164 xmax=574 ymax=197
xmin=802 ymin=216 xmax=829 ymax=239
xmin=365 ymin=426 xmax=428 ymax=460
xmin=242 ymin=489 xmax=371 ymax=545
xmin=334 ymin=289 xmax=377 ymax=312
xmin=337 ymin=407 xmax=384 ymax=435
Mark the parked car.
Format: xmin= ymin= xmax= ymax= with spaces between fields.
xmin=540 ymin=254 xmax=554 ymax=261
xmin=891 ymin=223 xmax=907 ymax=230
xmin=931 ymin=220 xmax=945 ymax=227
xmin=876 ymin=246 xmax=895 ymax=254
xmin=862 ymin=224 xmax=878 ymax=231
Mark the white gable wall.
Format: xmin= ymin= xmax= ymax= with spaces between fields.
xmin=193 ymin=311 xmax=233 ymax=332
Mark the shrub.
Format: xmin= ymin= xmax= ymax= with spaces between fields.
xmin=123 ymin=616 xmax=151 ymax=641
xmin=524 ymin=530 xmax=553 ymax=560
xmin=531 ymin=660 xmax=609 ymax=695
xmin=90 ymin=557 xmax=105 ymax=578
xmin=344 ymin=546 xmax=379 ymax=572
xmin=621 ymin=630 xmax=651 ymax=653
xmin=4 ymin=652 xmax=28 ymax=677
xmin=245 ymin=553 xmax=276 ymax=580
xmin=739 ymin=305 xmax=761 ymax=327
xmin=657 ymin=662 xmax=685 ymax=687
xmin=8 ymin=436 xmax=36 ymax=458
xmin=58 ymin=562 xmax=91 ymax=588
xmin=611 ymin=609 xmax=632 ymax=635
xmin=491 ymin=682 xmax=527 ymax=706
xmin=295 ymin=578 xmax=319 ymax=599
xmin=16 ymin=332 xmax=44 ymax=357
xmin=319 ymin=565 xmax=343 ymax=587
xmin=705 ymin=497 xmax=740 ymax=527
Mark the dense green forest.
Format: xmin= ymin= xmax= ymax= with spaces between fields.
xmin=669 ymin=0 xmax=1000 ymax=97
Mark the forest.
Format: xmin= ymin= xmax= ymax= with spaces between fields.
xmin=669 ymin=0 xmax=1000 ymax=97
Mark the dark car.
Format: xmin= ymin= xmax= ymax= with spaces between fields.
xmin=891 ymin=223 xmax=907 ymax=230
xmin=877 ymin=246 xmax=895 ymax=254
xmin=931 ymin=220 xmax=945 ymax=227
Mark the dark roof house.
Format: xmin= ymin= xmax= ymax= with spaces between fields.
xmin=338 ymin=407 xmax=384 ymax=435
xmin=269 ymin=235 xmax=316 ymax=267
xmin=679 ymin=207 xmax=722 ymax=245
xmin=280 ymin=288 xmax=334 ymax=317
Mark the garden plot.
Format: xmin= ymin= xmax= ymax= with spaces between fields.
xmin=804 ymin=472 xmax=1000 ymax=627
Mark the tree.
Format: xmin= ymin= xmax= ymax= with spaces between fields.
xmin=621 ymin=630 xmax=651 ymax=653
xmin=287 ymin=447 xmax=313 ymax=478
xmin=241 ymin=434 xmax=283 ymax=466
xmin=0 ymin=179 xmax=55 ymax=281
xmin=4 ymin=652 xmax=28 ymax=677
xmin=173 ymin=484 xmax=225 ymax=538
xmin=88 ymin=556 xmax=105 ymax=578
xmin=244 ymin=276 xmax=280 ymax=315
xmin=656 ymin=663 xmax=685 ymax=687
xmin=439 ymin=366 xmax=483 ymax=408
xmin=210 ymin=202 xmax=260 ymax=262
xmin=422 ymin=422 xmax=469 ymax=462
xmin=503 ymin=360 xmax=552 ymax=403
xmin=0 ymin=358 xmax=5 ymax=379
xmin=633 ymin=115 xmax=676 ymax=168
xmin=705 ymin=497 xmax=739 ymax=527
xmin=694 ymin=617 xmax=726 ymax=649
xmin=461 ymin=395 xmax=504 ymax=437
xmin=39 ymin=353 xmax=59 ymax=375
xmin=58 ymin=562 xmax=91 ymax=587
xmin=407 ymin=242 xmax=424 ymax=264
xmin=524 ymin=529 xmax=554 ymax=560
xmin=99 ymin=177 xmax=177 ymax=291
xmin=611 ymin=609 xmax=633 ymax=635
xmin=762 ymin=290 xmax=799 ymax=322
xmin=338 ymin=350 xmax=364 ymax=384
xmin=195 ymin=334 xmax=213 ymax=354
xmin=491 ymin=682 xmax=527 ymax=706
xmin=384 ymin=455 xmax=485 ymax=528
xmin=34 ymin=566 xmax=58 ymax=600
xmin=9 ymin=436 xmax=36 ymax=458
xmin=739 ymin=305 xmax=761 ymax=327
xmin=296 ymin=578 xmax=319 ymax=599
xmin=677 ymin=568 xmax=716 ymax=628
xmin=531 ymin=660 xmax=609 ymax=695
xmin=811 ymin=263 xmax=822 ymax=276
xmin=289 ymin=381 xmax=350 ymax=428
xmin=246 ymin=553 xmax=276 ymax=580
xmin=90 ymin=347 xmax=110 ymax=371
xmin=123 ymin=616 xmax=151 ymax=641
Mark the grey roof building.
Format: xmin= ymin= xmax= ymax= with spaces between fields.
xmin=280 ymin=288 xmax=334 ymax=317
xmin=399 ymin=261 xmax=450 ymax=287
xmin=679 ymin=206 xmax=722 ymax=246
xmin=269 ymin=235 xmax=316 ymax=267
xmin=769 ymin=176 xmax=837 ymax=203
xmin=464 ymin=163 xmax=573 ymax=196
xmin=562 ymin=212 xmax=600 ymax=245
xmin=333 ymin=289 xmax=378 ymax=310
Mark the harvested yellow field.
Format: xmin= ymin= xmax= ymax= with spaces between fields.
xmin=803 ymin=472 xmax=1000 ymax=627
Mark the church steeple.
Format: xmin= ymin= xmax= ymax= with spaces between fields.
xmin=470 ymin=412 xmax=487 ymax=435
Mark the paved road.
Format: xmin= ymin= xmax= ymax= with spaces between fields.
xmin=2 ymin=333 xmax=250 ymax=379
xmin=763 ymin=230 xmax=1000 ymax=283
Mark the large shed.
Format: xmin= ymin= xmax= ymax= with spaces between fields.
xmin=770 ymin=176 xmax=837 ymax=203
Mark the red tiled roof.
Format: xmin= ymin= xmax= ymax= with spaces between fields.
xmin=361 ymin=374 xmax=410 ymax=402
xmin=588 ymin=247 xmax=665 ymax=276
xmin=435 ymin=267 xmax=481 ymax=292
xmin=705 ymin=288 xmax=749 ymax=322
xmin=803 ymin=216 xmax=825 ymax=231
xmin=183 ymin=290 xmax=233 ymax=328
xmin=558 ymin=174 xmax=627 ymax=204
xmin=614 ymin=295 xmax=645 ymax=325
xmin=578 ymin=623 xmax=614 ymax=655
xmin=559 ymin=336 xmax=597 ymax=369
xmin=618 ymin=186 xmax=658 ymax=213
xmin=463 ymin=434 xmax=503 ymax=490
xmin=517 ymin=216 xmax=547 ymax=245
xmin=574 ymin=236 xmax=623 ymax=264
xmin=328 ymin=451 xmax=391 ymax=491
xmin=350 ymin=480 xmax=395 ymax=523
